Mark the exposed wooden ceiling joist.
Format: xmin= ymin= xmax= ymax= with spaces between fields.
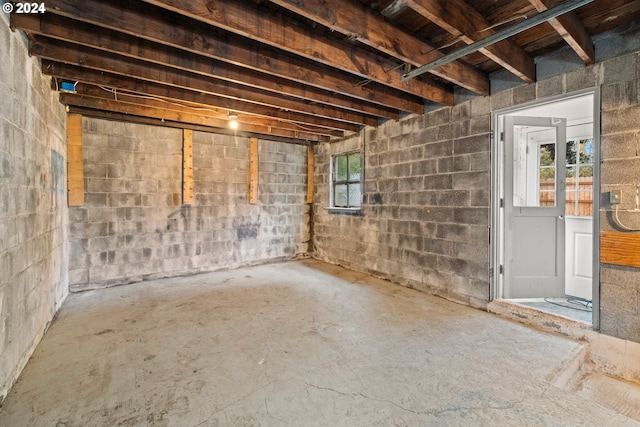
xmin=59 ymin=92 xmax=330 ymax=142
xmin=66 ymin=106 xmax=319 ymax=146
xmin=403 ymin=0 xmax=536 ymax=83
xmin=402 ymin=0 xmax=594 ymax=81
xmin=266 ymin=0 xmax=490 ymax=96
xmin=11 ymin=13 xmax=400 ymax=120
xmin=41 ymin=61 xmax=364 ymax=132
xmin=40 ymin=0 xmax=424 ymax=114
xmin=31 ymin=38 xmax=378 ymax=129
xmin=139 ymin=0 xmax=453 ymax=105
xmin=68 ymin=83 xmax=344 ymax=138
xmin=7 ymin=0 xmax=635 ymax=144
xmin=528 ymin=0 xmax=595 ymax=64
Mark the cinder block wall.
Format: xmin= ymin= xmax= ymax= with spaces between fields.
xmin=313 ymin=104 xmax=491 ymax=308
xmin=0 ymin=16 xmax=68 ymax=400
xmin=69 ymin=118 xmax=309 ymax=290
xmin=600 ymin=52 xmax=640 ymax=341
xmin=314 ymin=24 xmax=640 ymax=342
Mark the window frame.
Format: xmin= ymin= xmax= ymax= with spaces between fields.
xmin=329 ymin=150 xmax=362 ymax=212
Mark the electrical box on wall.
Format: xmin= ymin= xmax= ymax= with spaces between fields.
xmin=602 ymin=190 xmax=621 ymax=205
xmin=610 ymin=190 xmax=621 ymax=204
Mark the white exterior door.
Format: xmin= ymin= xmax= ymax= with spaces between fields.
xmin=565 ymin=217 xmax=593 ymax=300
xmin=504 ymin=116 xmax=567 ymax=299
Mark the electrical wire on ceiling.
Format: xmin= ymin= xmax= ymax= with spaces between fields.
xmin=95 ymin=85 xmax=326 ymax=133
xmin=355 ymin=78 xmax=373 ymax=87
xmin=477 ymin=14 xmax=530 ymax=33
xmin=418 ymin=36 xmax=464 ymax=56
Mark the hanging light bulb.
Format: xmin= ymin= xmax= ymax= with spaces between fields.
xmin=228 ymin=111 xmax=239 ymax=129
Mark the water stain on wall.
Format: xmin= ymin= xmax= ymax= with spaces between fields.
xmin=50 ymin=150 xmax=64 ymax=193
xmin=234 ymin=216 xmax=260 ymax=240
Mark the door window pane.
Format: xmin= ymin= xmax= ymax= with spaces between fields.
xmin=579 ymin=139 xmax=594 ymax=164
xmin=578 ymin=190 xmax=593 ymax=216
xmin=566 ymin=165 xmax=576 ymax=181
xmin=565 ymin=138 xmax=594 ymax=217
xmin=579 ymin=165 xmax=593 ymax=178
xmin=565 ymin=191 xmax=577 ymax=216
xmin=513 ymin=126 xmax=557 ymax=208
xmin=538 ymin=143 xmax=556 ymax=207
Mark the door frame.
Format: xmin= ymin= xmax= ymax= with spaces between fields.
xmin=489 ymin=88 xmax=601 ymax=330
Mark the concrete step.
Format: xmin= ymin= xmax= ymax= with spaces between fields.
xmin=574 ymin=373 xmax=640 ymax=422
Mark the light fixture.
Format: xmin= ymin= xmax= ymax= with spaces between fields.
xmin=228 ymin=111 xmax=238 ymax=129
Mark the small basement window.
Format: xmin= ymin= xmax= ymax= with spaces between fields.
xmin=330 ymin=150 xmax=361 ymax=210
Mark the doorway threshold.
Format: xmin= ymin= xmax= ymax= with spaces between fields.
xmin=509 ymin=297 xmax=592 ymax=325
xmin=487 ymin=299 xmax=592 ymax=340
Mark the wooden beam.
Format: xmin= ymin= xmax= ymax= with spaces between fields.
xmin=66 ymin=113 xmax=84 ymax=206
xmin=601 ymin=231 xmax=640 ymax=268
xmin=404 ymin=0 xmax=536 ymax=83
xmin=44 ymin=62 xmax=364 ymax=131
xmin=248 ymin=138 xmax=259 ymax=205
xmin=38 ymin=0 xmax=424 ymax=113
xmin=139 ymin=0 xmax=454 ymax=105
xmin=59 ymin=92 xmax=329 ymax=142
xmin=66 ymin=107 xmax=315 ymax=146
xmin=182 ymin=129 xmax=193 ymax=205
xmin=11 ymin=13 xmax=405 ymax=118
xmin=268 ymin=0 xmax=489 ymax=96
xmin=70 ymin=83 xmax=344 ymax=138
xmin=307 ymin=145 xmax=314 ymax=204
xmin=32 ymin=39 xmax=378 ymax=127
xmin=528 ymin=0 xmax=595 ymax=65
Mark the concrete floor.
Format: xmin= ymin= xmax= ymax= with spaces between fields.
xmin=1 ymin=259 xmax=639 ymax=426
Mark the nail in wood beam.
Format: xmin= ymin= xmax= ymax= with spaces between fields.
xmin=66 ymin=113 xmax=84 ymax=206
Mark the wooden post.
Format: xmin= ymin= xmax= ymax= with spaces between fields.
xmin=66 ymin=113 xmax=84 ymax=206
xmin=248 ymin=137 xmax=258 ymax=204
xmin=182 ymin=129 xmax=193 ymax=205
xmin=306 ymin=144 xmax=314 ymax=204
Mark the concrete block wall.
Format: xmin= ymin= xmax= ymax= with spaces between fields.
xmin=313 ymin=103 xmax=492 ymax=308
xmin=599 ymin=51 xmax=640 ymax=341
xmin=314 ymin=24 xmax=640 ymax=343
xmin=69 ymin=118 xmax=309 ymax=290
xmin=0 ymin=15 xmax=68 ymax=401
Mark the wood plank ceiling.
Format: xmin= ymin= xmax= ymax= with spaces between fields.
xmin=10 ymin=0 xmax=640 ymax=144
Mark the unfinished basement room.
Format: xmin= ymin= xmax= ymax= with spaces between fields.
xmin=2 ymin=0 xmax=640 ymax=425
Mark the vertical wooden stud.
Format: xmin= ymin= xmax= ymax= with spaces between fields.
xmin=182 ymin=129 xmax=193 ymax=205
xmin=601 ymin=231 xmax=640 ymax=268
xmin=66 ymin=113 xmax=84 ymax=206
xmin=306 ymin=144 xmax=314 ymax=203
xmin=249 ymin=137 xmax=259 ymax=204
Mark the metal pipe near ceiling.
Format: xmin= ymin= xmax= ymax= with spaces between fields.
xmin=401 ymin=0 xmax=594 ymax=81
